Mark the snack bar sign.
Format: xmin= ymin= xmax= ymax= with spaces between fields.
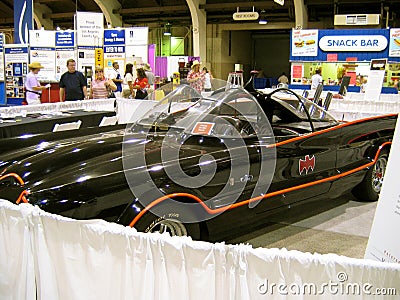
xmin=319 ymin=35 xmax=388 ymax=51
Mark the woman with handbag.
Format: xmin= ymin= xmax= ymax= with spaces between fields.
xmin=90 ymin=66 xmax=117 ymax=99
xmin=132 ymin=68 xmax=149 ymax=99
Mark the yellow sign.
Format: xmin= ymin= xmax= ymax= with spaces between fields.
xmin=95 ymin=48 xmax=104 ymax=67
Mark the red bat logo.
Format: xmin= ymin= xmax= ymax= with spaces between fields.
xmin=299 ymin=155 xmax=315 ymax=175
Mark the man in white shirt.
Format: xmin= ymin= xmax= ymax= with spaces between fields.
xmin=311 ymin=68 xmax=322 ymax=89
xmin=108 ymin=61 xmax=123 ymax=93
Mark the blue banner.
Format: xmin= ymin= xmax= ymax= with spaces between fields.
xmin=56 ymin=31 xmax=75 ymax=47
xmin=104 ymin=29 xmax=125 ymax=45
xmin=14 ymin=0 xmax=33 ymax=44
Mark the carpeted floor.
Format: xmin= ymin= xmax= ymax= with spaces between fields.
xmin=227 ymin=194 xmax=377 ymax=259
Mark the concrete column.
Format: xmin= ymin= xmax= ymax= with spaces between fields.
xmin=186 ymin=0 xmax=207 ymax=63
xmin=293 ymin=0 xmax=308 ymax=29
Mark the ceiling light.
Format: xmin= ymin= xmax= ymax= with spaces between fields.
xmin=259 ymin=10 xmax=267 ymax=25
xmin=164 ymin=22 xmax=172 ymax=36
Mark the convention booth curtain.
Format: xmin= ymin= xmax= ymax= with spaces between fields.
xmin=1 ymin=200 xmax=399 ymax=300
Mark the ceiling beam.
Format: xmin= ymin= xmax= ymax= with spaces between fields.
xmin=199 ymin=1 xmax=288 ymax=10
xmin=115 ymin=5 xmax=189 ymax=14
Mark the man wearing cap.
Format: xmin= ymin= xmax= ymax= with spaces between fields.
xmin=25 ymin=62 xmax=50 ymax=105
xmin=187 ymin=60 xmax=205 ymax=93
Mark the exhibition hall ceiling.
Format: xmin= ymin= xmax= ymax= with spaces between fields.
xmin=0 ymin=0 xmax=399 ymax=30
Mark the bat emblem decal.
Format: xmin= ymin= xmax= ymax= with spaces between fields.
xmin=299 ymin=155 xmax=315 ymax=175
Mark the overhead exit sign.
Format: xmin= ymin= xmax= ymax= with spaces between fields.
xmin=233 ymin=12 xmax=259 ymax=21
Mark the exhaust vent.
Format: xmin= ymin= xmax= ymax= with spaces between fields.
xmin=334 ymin=14 xmax=380 ymax=26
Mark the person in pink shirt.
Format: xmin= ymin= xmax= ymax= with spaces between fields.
xmin=187 ymin=60 xmax=205 ymax=94
xmin=89 ymin=66 xmax=116 ymax=99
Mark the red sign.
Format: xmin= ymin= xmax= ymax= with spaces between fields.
xmin=346 ymin=57 xmax=358 ymax=62
xmin=327 ymin=54 xmax=338 ymax=62
xmin=292 ymin=65 xmax=303 ymax=79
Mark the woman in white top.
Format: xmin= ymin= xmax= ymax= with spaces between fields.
xmin=25 ymin=62 xmax=49 ymax=105
xmin=122 ymin=63 xmax=134 ymax=98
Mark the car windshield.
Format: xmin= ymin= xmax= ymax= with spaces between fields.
xmin=130 ymin=82 xmax=338 ymax=138
xmin=270 ymin=90 xmax=337 ymax=123
xmin=131 ymin=82 xmax=269 ymax=138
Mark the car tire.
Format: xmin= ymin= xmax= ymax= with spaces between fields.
xmin=134 ymin=204 xmax=203 ymax=240
xmin=352 ymin=150 xmax=388 ymax=201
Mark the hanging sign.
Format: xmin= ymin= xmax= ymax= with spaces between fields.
xmin=319 ymin=35 xmax=388 ymax=51
xmin=233 ymin=12 xmax=259 ymax=21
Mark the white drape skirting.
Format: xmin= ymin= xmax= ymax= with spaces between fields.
xmin=1 ymin=200 xmax=399 ymax=300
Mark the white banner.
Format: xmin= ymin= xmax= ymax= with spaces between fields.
xmin=75 ymin=11 xmax=104 ymax=46
xmin=29 ymin=30 xmax=55 ymax=47
xmin=29 ymin=48 xmax=56 ymax=81
xmin=125 ymin=27 xmax=148 ymax=45
xmin=365 ymin=117 xmax=400 ymax=263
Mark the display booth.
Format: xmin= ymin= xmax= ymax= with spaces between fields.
xmin=289 ymin=28 xmax=400 ymax=94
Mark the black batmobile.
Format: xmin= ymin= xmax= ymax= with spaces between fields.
xmin=0 ymin=82 xmax=396 ymax=241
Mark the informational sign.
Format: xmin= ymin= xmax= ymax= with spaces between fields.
xmin=95 ymin=48 xmax=104 ymax=67
xmin=291 ymin=64 xmax=304 ymax=84
xmin=55 ymin=48 xmax=76 ymax=81
xmin=4 ymin=45 xmax=29 ymax=103
xmin=77 ymin=46 xmax=95 ymax=73
xmin=0 ymin=33 xmax=4 ymax=81
xmin=125 ymin=27 xmax=148 ymax=46
xmin=365 ymin=117 xmax=400 ymax=263
xmin=29 ymin=30 xmax=55 ymax=47
xmin=319 ymin=35 xmax=388 ymax=52
xmin=104 ymin=29 xmax=125 ymax=45
xmin=291 ymin=30 xmax=318 ymax=57
xmin=274 ymin=0 xmax=284 ymax=5
xmin=75 ymin=11 xmax=104 ymax=46
xmin=55 ymin=31 xmax=75 ymax=47
xmin=14 ymin=0 xmax=33 ymax=44
xmin=389 ymin=28 xmax=400 ymax=57
xmin=29 ymin=47 xmax=56 ymax=81
xmin=363 ymin=59 xmax=387 ymax=101
xmin=28 ymin=30 xmax=56 ymax=82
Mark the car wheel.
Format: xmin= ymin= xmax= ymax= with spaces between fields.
xmin=134 ymin=205 xmax=203 ymax=240
xmin=352 ymin=150 xmax=388 ymax=201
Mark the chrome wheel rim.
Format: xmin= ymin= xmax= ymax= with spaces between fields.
xmin=147 ymin=219 xmax=188 ymax=236
xmin=371 ymin=156 xmax=387 ymax=193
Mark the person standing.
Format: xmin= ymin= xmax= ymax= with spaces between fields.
xmin=143 ymin=63 xmax=155 ymax=92
xmin=89 ymin=66 xmax=116 ymax=99
xmin=122 ymin=63 xmax=134 ymax=98
xmin=187 ymin=60 xmax=205 ymax=94
xmin=59 ymin=59 xmax=88 ymax=101
xmin=278 ymin=72 xmax=289 ymax=84
xmin=25 ymin=61 xmax=49 ymax=105
xmin=109 ymin=61 xmax=123 ymax=94
xmin=202 ymin=67 xmax=213 ymax=92
xmin=311 ymin=68 xmax=322 ymax=90
xmin=132 ymin=68 xmax=149 ymax=99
